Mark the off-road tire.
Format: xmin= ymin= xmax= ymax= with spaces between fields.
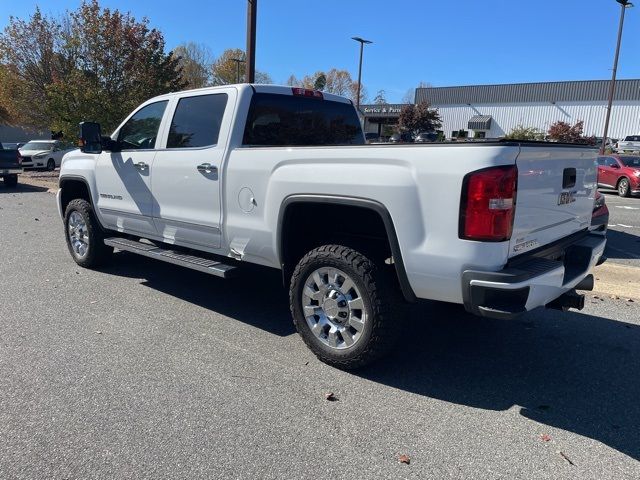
xmin=64 ymin=198 xmax=112 ymax=268
xmin=3 ymin=174 xmax=18 ymax=187
xmin=290 ymin=244 xmax=402 ymax=370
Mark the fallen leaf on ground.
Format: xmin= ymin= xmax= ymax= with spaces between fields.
xmin=325 ymin=392 xmax=338 ymax=402
xmin=558 ymin=450 xmax=575 ymax=466
xmin=398 ymin=454 xmax=410 ymax=465
xmin=540 ymin=434 xmax=551 ymax=442
xmin=628 ymin=299 xmax=635 ymax=303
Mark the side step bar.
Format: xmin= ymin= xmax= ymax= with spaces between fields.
xmin=104 ymin=237 xmax=238 ymax=278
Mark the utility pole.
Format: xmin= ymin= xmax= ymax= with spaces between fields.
xmin=601 ymin=0 xmax=633 ymax=154
xmin=351 ymin=37 xmax=372 ymax=113
xmin=246 ymin=0 xmax=257 ymax=83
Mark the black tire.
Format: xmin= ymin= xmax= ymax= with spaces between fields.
xmin=289 ymin=244 xmax=402 ymax=370
xmin=4 ymin=174 xmax=18 ymax=188
xmin=618 ymin=177 xmax=630 ymax=197
xmin=64 ymin=198 xmax=112 ymax=268
xmin=46 ymin=159 xmax=56 ymax=171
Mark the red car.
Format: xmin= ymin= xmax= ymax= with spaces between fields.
xmin=597 ymin=155 xmax=640 ymax=197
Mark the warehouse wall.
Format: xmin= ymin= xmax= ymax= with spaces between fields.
xmin=433 ymin=101 xmax=640 ymax=140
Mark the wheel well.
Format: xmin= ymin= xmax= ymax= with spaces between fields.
xmin=281 ymin=202 xmax=392 ymax=272
xmin=60 ymin=179 xmax=92 ymax=214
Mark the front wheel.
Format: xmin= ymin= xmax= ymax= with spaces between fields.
xmin=289 ymin=245 xmax=402 ymax=370
xmin=618 ymin=178 xmax=630 ymax=197
xmin=64 ymin=198 xmax=112 ymax=268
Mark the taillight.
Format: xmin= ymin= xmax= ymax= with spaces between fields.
xmin=459 ymin=165 xmax=517 ymax=242
xmin=291 ymin=87 xmax=323 ymax=99
xmin=16 ymin=151 xmax=22 ymax=165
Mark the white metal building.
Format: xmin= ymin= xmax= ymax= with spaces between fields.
xmin=414 ymin=79 xmax=640 ymax=140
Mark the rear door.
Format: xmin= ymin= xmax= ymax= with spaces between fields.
xmin=508 ymin=145 xmax=598 ymax=258
xmin=151 ymin=89 xmax=235 ymax=249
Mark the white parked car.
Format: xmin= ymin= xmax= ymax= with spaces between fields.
xmin=57 ymin=84 xmax=606 ymax=369
xmin=19 ymin=140 xmax=74 ymax=170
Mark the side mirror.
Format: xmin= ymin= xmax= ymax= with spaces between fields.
xmin=79 ymin=121 xmax=102 ymax=154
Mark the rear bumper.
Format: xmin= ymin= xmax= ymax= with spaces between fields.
xmin=462 ymin=233 xmax=606 ymax=319
xmin=1 ymin=168 xmax=22 ymax=175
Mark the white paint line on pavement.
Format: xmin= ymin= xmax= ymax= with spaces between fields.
xmin=615 ymin=206 xmax=640 ymax=210
xmin=616 ymin=224 xmax=636 ymax=228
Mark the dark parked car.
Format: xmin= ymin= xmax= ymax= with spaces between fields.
xmin=389 ymin=132 xmax=413 ymax=143
xmin=365 ymin=132 xmax=381 ymax=143
xmin=414 ymin=131 xmax=437 ymax=143
xmin=597 ymin=154 xmax=640 ymax=197
xmin=0 ymin=142 xmax=23 ymax=187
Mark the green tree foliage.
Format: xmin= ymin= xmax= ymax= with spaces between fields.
xmin=504 ymin=124 xmax=544 ymax=141
xmin=397 ymin=101 xmax=442 ymax=135
xmin=0 ymin=0 xmax=185 ymax=139
xmin=211 ymin=48 xmax=272 ymax=85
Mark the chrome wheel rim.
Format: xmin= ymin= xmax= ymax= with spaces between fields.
xmin=302 ymin=267 xmax=367 ymax=350
xmin=68 ymin=211 xmax=89 ymax=258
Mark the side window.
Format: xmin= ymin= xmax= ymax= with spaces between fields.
xmin=117 ymin=101 xmax=168 ymax=150
xmin=605 ymin=157 xmax=617 ymax=167
xmin=167 ymin=94 xmax=228 ymax=149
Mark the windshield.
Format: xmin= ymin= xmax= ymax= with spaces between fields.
xmin=22 ymin=141 xmax=53 ymax=151
xmin=619 ymin=156 xmax=640 ymax=167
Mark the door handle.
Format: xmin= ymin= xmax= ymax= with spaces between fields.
xmin=135 ymin=162 xmax=148 ymax=171
xmin=197 ymin=163 xmax=217 ymax=174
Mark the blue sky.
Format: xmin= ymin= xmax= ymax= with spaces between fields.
xmin=2 ymin=0 xmax=639 ymax=102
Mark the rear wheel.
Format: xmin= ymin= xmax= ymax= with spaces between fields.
xmin=289 ymin=244 xmax=402 ymax=370
xmin=3 ymin=174 xmax=18 ymax=188
xmin=46 ymin=158 xmax=56 ymax=171
xmin=618 ymin=177 xmax=630 ymax=197
xmin=64 ymin=198 xmax=112 ymax=268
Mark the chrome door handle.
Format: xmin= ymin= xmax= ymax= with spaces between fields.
xmin=197 ymin=163 xmax=217 ymax=174
xmin=135 ymin=162 xmax=148 ymax=171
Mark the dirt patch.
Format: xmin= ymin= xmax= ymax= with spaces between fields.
xmin=19 ymin=170 xmax=59 ymax=192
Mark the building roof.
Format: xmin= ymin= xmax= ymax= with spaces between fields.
xmin=415 ymin=79 xmax=640 ymax=105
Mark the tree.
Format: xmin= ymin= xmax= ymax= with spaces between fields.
xmin=401 ymin=81 xmax=432 ymax=104
xmin=504 ymin=124 xmax=544 ymax=141
xmin=373 ymin=89 xmax=387 ymax=105
xmin=172 ymin=42 xmax=212 ymax=89
xmin=547 ymin=120 xmax=594 ymax=144
xmin=313 ymin=73 xmax=326 ymax=91
xmin=397 ymin=101 xmax=441 ymax=135
xmin=348 ymin=80 xmax=367 ymax=105
xmin=211 ymin=48 xmax=272 ymax=85
xmin=0 ymin=0 xmax=186 ymax=138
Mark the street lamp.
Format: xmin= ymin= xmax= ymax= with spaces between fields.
xmin=246 ymin=0 xmax=257 ymax=83
xmin=351 ymin=36 xmax=372 ymax=112
xmin=231 ymin=58 xmax=245 ymax=83
xmin=601 ymin=0 xmax=633 ymax=154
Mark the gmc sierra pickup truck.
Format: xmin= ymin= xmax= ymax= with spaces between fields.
xmin=0 ymin=142 xmax=22 ymax=187
xmin=58 ymin=84 xmax=606 ymax=369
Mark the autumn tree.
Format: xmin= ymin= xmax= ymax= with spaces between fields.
xmin=211 ymin=48 xmax=272 ymax=85
xmin=0 ymin=0 xmax=185 ymax=139
xmin=289 ymin=68 xmax=367 ymax=103
xmin=402 ymin=81 xmax=432 ymax=104
xmin=373 ymin=90 xmax=387 ymax=105
xmin=397 ymin=101 xmax=441 ymax=135
xmin=547 ymin=120 xmax=594 ymax=144
xmin=172 ymin=42 xmax=212 ymax=89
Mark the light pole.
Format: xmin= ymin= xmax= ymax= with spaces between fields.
xmin=601 ymin=0 xmax=633 ymax=154
xmin=231 ymin=58 xmax=245 ymax=83
xmin=351 ymin=36 xmax=372 ymax=113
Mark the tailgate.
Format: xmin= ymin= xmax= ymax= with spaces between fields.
xmin=0 ymin=150 xmax=20 ymax=168
xmin=508 ymin=145 xmax=597 ymax=258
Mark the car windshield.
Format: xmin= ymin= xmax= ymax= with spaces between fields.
xmin=624 ymin=136 xmax=640 ymax=142
xmin=22 ymin=142 xmax=53 ymax=151
xmin=619 ymin=156 xmax=640 ymax=167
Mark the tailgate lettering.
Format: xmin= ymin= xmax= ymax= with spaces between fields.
xmin=558 ymin=191 xmax=576 ymax=205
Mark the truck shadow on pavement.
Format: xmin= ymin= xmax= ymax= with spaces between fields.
xmin=0 ymin=183 xmax=49 ymax=194
xmin=102 ymin=252 xmax=640 ymax=461
xmin=604 ymin=229 xmax=640 ymax=260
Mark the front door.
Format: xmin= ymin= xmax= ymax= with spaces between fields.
xmin=151 ymin=90 xmax=233 ymax=249
xmin=95 ymin=100 xmax=169 ymax=237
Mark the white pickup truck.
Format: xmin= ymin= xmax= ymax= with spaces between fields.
xmin=616 ymin=135 xmax=640 ymax=154
xmin=58 ymin=84 xmax=606 ymax=369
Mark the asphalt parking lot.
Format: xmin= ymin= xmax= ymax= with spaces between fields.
xmin=1 ymin=180 xmax=639 ymax=479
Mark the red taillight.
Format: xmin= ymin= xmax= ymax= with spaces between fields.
xmin=459 ymin=165 xmax=517 ymax=242
xmin=16 ymin=151 xmax=22 ymax=165
xmin=291 ymin=87 xmax=323 ymax=99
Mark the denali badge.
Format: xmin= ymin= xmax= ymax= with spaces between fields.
xmin=558 ymin=191 xmax=576 ymax=205
xmin=100 ymin=193 xmax=123 ymax=200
